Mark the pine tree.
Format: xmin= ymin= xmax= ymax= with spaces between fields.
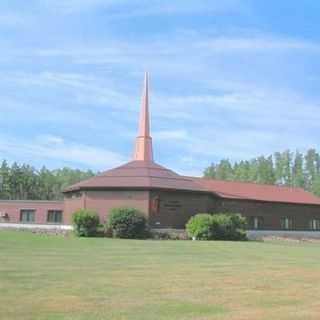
xmin=292 ymin=151 xmax=305 ymax=188
xmin=305 ymin=149 xmax=319 ymax=191
xmin=215 ymin=160 xmax=233 ymax=180
xmin=203 ymin=163 xmax=216 ymax=178
xmin=0 ymin=160 xmax=11 ymax=199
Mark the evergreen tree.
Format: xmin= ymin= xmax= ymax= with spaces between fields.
xmin=203 ymin=148 xmax=320 ymax=197
xmin=292 ymin=151 xmax=305 ymax=188
xmin=203 ymin=163 xmax=216 ymax=179
xmin=0 ymin=160 xmax=11 ymax=199
xmin=305 ymin=149 xmax=319 ymax=191
xmin=215 ymin=159 xmax=233 ymax=180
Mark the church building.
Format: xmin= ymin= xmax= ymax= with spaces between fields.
xmin=1 ymin=73 xmax=320 ymax=231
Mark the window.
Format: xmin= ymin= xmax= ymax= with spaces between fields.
xmin=72 ymin=192 xmax=82 ymax=199
xmin=309 ymin=219 xmax=320 ymax=231
xmin=0 ymin=212 xmax=9 ymax=221
xmin=280 ymin=217 xmax=293 ymax=230
xmin=20 ymin=210 xmax=35 ymax=223
xmin=47 ymin=210 xmax=63 ymax=224
xmin=250 ymin=216 xmax=264 ymax=230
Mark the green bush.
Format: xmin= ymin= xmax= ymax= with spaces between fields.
xmin=107 ymin=207 xmax=148 ymax=239
xmin=186 ymin=213 xmax=247 ymax=241
xmin=72 ymin=209 xmax=100 ymax=237
xmin=211 ymin=213 xmax=247 ymax=241
xmin=185 ymin=214 xmax=214 ymax=240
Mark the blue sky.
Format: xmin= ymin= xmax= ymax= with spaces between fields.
xmin=0 ymin=0 xmax=320 ymax=176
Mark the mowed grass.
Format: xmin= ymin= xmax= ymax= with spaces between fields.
xmin=1 ymin=232 xmax=320 ymax=320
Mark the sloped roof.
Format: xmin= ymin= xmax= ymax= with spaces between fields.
xmin=64 ymin=161 xmax=205 ymax=193
xmin=190 ymin=177 xmax=320 ymax=206
xmin=64 ymin=160 xmax=320 ymax=206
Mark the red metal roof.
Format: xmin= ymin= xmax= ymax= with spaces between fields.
xmin=64 ymin=161 xmax=204 ymax=192
xmin=64 ymin=160 xmax=320 ymax=206
xmin=191 ymin=177 xmax=320 ymax=206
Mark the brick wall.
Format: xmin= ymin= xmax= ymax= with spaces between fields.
xmin=215 ymin=198 xmax=320 ymax=230
xmin=0 ymin=200 xmax=64 ymax=224
xmin=149 ymin=190 xmax=213 ymax=228
xmin=64 ymin=190 xmax=150 ymax=224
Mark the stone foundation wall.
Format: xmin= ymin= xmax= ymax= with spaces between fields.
xmin=0 ymin=223 xmax=72 ymax=235
xmin=247 ymin=230 xmax=320 ymax=240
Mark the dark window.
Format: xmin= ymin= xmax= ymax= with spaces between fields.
xmin=47 ymin=210 xmax=63 ymax=224
xmin=309 ymin=219 xmax=320 ymax=231
xmin=280 ymin=217 xmax=293 ymax=230
xmin=72 ymin=192 xmax=82 ymax=199
xmin=250 ymin=216 xmax=264 ymax=230
xmin=0 ymin=212 xmax=9 ymax=221
xmin=20 ymin=210 xmax=35 ymax=223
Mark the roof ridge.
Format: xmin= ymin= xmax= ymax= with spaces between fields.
xmin=83 ymin=174 xmax=195 ymax=182
xmin=190 ymin=176 xmax=306 ymax=191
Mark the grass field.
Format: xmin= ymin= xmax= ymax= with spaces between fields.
xmin=1 ymin=231 xmax=320 ymax=320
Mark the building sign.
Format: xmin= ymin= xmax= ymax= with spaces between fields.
xmin=163 ymin=200 xmax=182 ymax=211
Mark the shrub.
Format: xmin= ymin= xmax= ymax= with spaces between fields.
xmin=107 ymin=207 xmax=148 ymax=239
xmin=72 ymin=209 xmax=100 ymax=237
xmin=211 ymin=213 xmax=247 ymax=241
xmin=186 ymin=214 xmax=214 ymax=240
xmin=186 ymin=213 xmax=247 ymax=241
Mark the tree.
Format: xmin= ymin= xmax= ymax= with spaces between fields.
xmin=0 ymin=160 xmax=11 ymax=199
xmin=256 ymin=156 xmax=275 ymax=184
xmin=292 ymin=151 xmax=305 ymax=188
xmin=215 ymin=159 xmax=233 ymax=180
xmin=0 ymin=160 xmax=95 ymax=201
xmin=203 ymin=148 xmax=320 ymax=197
xmin=203 ymin=163 xmax=216 ymax=179
xmin=305 ymin=149 xmax=319 ymax=191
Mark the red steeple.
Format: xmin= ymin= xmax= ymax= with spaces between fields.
xmin=133 ymin=72 xmax=154 ymax=162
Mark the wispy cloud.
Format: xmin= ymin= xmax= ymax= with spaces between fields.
xmin=196 ymin=36 xmax=320 ymax=53
xmin=0 ymin=0 xmax=319 ymax=176
xmin=153 ymin=129 xmax=188 ymax=141
xmin=4 ymin=71 xmax=135 ymax=111
xmin=0 ymin=134 xmax=125 ymax=169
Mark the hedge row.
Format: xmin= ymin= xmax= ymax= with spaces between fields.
xmin=72 ymin=208 xmax=247 ymax=241
xmin=72 ymin=207 xmax=147 ymax=239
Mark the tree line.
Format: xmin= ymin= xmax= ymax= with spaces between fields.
xmin=204 ymin=149 xmax=320 ymax=196
xmin=0 ymin=161 xmax=95 ymax=200
xmin=1 ymin=149 xmax=320 ymax=201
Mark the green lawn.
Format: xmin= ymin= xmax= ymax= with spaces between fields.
xmin=1 ymin=231 xmax=320 ymax=320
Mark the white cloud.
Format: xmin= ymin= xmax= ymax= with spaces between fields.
xmin=153 ymin=129 xmax=188 ymax=140
xmin=4 ymin=71 xmax=135 ymax=112
xmin=0 ymin=135 xmax=125 ymax=169
xmin=196 ymin=36 xmax=320 ymax=53
xmin=0 ymin=9 xmax=319 ymax=175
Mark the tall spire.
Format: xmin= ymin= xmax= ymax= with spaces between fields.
xmin=133 ymin=72 xmax=154 ymax=162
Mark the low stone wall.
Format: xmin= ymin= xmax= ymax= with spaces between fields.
xmin=0 ymin=223 xmax=73 ymax=236
xmin=247 ymin=230 xmax=320 ymax=240
xmin=152 ymin=229 xmax=320 ymax=241
xmin=150 ymin=228 xmax=188 ymax=240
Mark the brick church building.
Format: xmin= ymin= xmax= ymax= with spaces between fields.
xmin=1 ymin=73 xmax=320 ymax=231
